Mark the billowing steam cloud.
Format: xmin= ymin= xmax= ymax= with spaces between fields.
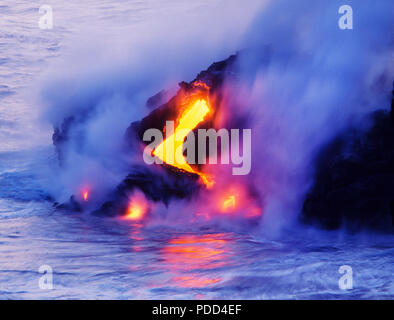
xmin=39 ymin=0 xmax=393 ymax=233
xmin=38 ymin=0 xmax=263 ymax=206
xmin=222 ymin=0 xmax=394 ymax=232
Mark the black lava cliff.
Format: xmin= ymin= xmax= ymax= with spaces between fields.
xmin=301 ymin=83 xmax=394 ymax=231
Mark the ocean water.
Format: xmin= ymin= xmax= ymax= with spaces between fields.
xmin=0 ymin=1 xmax=393 ymax=299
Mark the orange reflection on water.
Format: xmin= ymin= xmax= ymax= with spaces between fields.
xmin=126 ymin=224 xmax=145 ymax=252
xmin=173 ymin=276 xmax=221 ymax=288
xmin=160 ymin=233 xmax=233 ymax=288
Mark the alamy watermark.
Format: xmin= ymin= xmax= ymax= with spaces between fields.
xmin=338 ymin=5 xmax=353 ymax=30
xmin=38 ymin=265 xmax=53 ymax=290
xmin=338 ymin=265 xmax=353 ymax=290
xmin=38 ymin=5 xmax=53 ymax=30
xmin=143 ymin=123 xmax=252 ymax=176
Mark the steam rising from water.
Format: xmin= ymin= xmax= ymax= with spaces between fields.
xmin=39 ymin=0 xmax=393 ymax=232
xmin=232 ymin=0 xmax=394 ymax=231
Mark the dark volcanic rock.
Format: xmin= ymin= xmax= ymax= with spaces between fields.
xmin=301 ymin=84 xmax=394 ymax=231
xmin=52 ymin=116 xmax=75 ymax=164
xmin=51 ymin=53 xmax=238 ymax=163
xmin=53 ymin=53 xmax=238 ymax=215
xmin=95 ymin=54 xmax=238 ymax=216
xmin=93 ymin=166 xmax=200 ymax=217
xmin=125 ymin=54 xmax=238 ymax=145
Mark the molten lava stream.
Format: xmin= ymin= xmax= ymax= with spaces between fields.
xmin=153 ymin=99 xmax=214 ymax=187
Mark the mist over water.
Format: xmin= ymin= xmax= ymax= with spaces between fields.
xmin=0 ymin=0 xmax=393 ymax=299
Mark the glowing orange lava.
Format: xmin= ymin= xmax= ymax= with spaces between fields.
xmin=153 ymin=99 xmax=214 ymax=187
xmin=124 ymin=192 xmax=149 ymax=221
xmin=217 ymin=185 xmax=262 ymax=217
xmin=222 ymin=195 xmax=236 ymax=212
xmin=82 ymin=191 xmax=89 ymax=201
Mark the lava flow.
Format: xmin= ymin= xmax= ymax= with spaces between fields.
xmin=123 ymin=192 xmax=149 ymax=221
xmin=82 ymin=190 xmax=89 ymax=201
xmin=216 ymin=185 xmax=261 ymax=218
xmin=153 ymin=98 xmax=213 ymax=187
